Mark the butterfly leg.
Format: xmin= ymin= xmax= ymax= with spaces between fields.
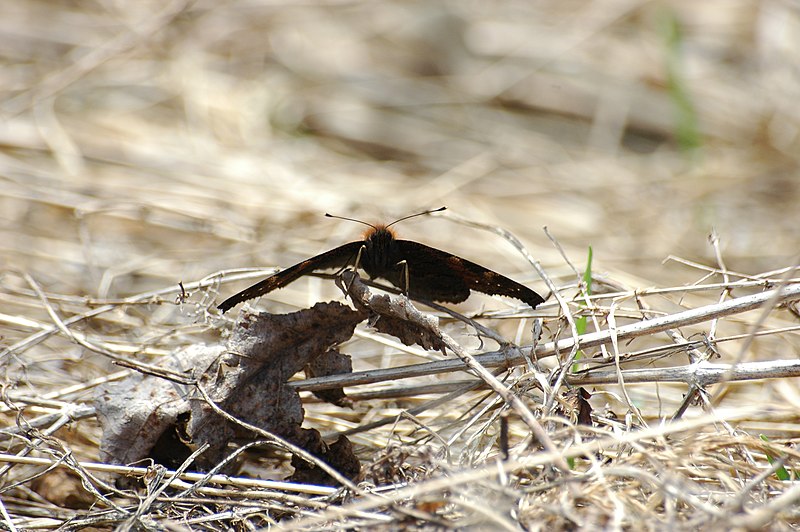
xmin=342 ymin=244 xmax=367 ymax=294
xmin=397 ymin=259 xmax=410 ymax=295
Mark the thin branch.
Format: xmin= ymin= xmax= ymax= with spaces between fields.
xmin=568 ymin=359 xmax=800 ymax=386
xmin=289 ymin=282 xmax=800 ymax=392
xmin=0 ymin=453 xmax=337 ymax=495
xmin=341 ymin=271 xmax=572 ymax=473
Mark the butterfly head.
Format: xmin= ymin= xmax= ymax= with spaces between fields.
xmin=324 ymin=208 xmax=445 ymax=279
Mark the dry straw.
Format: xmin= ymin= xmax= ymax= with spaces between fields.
xmin=2 ymin=0 xmax=800 ymax=529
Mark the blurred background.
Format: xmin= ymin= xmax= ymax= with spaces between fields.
xmin=0 ymin=0 xmax=800 ymax=304
xmin=2 ymin=0 xmax=798 ymax=306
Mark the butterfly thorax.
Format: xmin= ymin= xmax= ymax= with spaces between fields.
xmin=362 ymin=226 xmax=398 ymax=278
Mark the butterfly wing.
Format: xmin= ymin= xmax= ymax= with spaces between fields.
xmin=394 ymin=240 xmax=544 ymax=308
xmin=217 ymin=241 xmax=363 ymax=312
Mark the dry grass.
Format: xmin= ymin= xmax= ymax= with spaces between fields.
xmin=2 ymin=0 xmax=800 ymax=529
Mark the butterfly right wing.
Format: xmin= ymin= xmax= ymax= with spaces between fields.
xmin=217 ymin=241 xmax=363 ymax=312
xmin=394 ymin=240 xmax=545 ymax=308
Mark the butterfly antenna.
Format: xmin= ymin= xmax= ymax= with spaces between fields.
xmin=386 ymin=206 xmax=447 ymax=228
xmin=324 ymin=213 xmax=377 ymax=230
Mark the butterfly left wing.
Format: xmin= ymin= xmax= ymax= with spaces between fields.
xmin=394 ymin=240 xmax=544 ymax=308
xmin=217 ymin=241 xmax=363 ymax=312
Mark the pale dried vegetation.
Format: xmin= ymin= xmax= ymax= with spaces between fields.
xmin=1 ymin=0 xmax=800 ymax=530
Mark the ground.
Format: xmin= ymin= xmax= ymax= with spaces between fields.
xmin=1 ymin=1 xmax=799 ymax=529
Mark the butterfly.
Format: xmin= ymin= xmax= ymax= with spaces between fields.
xmin=217 ymin=207 xmax=544 ymax=312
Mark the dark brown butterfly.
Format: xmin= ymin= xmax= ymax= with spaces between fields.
xmin=217 ymin=207 xmax=544 ymax=312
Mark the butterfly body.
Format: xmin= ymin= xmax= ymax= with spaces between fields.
xmin=218 ymin=223 xmax=544 ymax=312
xmin=361 ymin=226 xmax=399 ymax=278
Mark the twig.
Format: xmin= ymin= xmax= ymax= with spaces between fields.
xmin=0 ymin=453 xmax=337 ymax=495
xmin=540 ymin=226 xmax=588 ymax=414
xmin=290 ymin=282 xmax=800 ymax=393
xmin=194 ymin=382 xmax=358 ymax=491
xmin=284 ymin=408 xmax=761 ymax=529
xmin=329 ymin=371 xmax=502 ymax=439
xmin=342 ymin=271 xmax=571 ymax=473
xmin=119 ymin=444 xmax=210 ymax=532
xmin=711 ymin=253 xmax=800 ymax=406
xmin=12 ymin=272 xmax=194 ymax=384
xmin=568 ymin=358 xmax=800 ymax=386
